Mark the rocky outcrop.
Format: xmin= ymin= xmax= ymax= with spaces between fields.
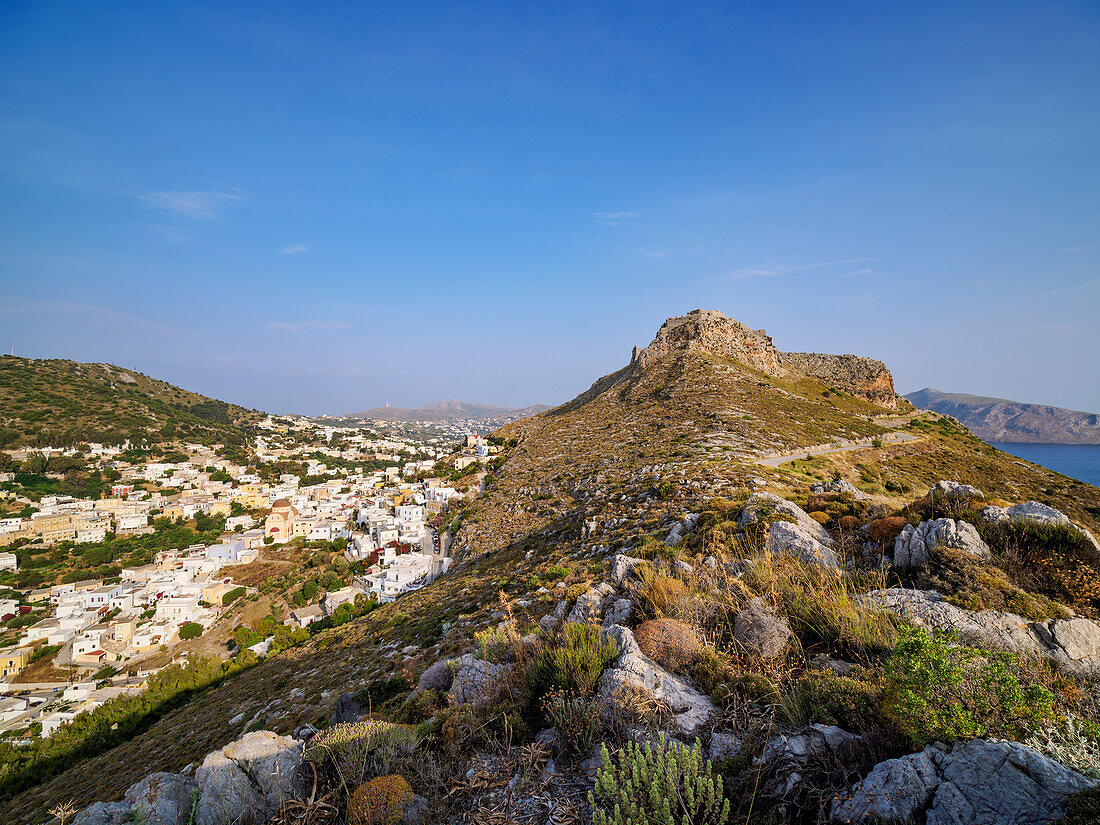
xmin=811 ymin=479 xmax=865 ymax=499
xmin=567 ymin=582 xmax=617 ymax=623
xmin=741 ymin=493 xmax=833 ymax=546
xmin=733 ymin=597 xmax=792 ymax=659
xmin=864 ymin=588 xmax=1100 ymax=675
xmin=981 ymin=501 xmax=1100 ymax=551
xmin=761 ymin=724 xmax=866 ymax=797
xmin=73 ymin=773 xmax=199 ymax=825
xmin=892 ymin=518 xmax=990 ymax=571
xmin=930 ymin=480 xmax=985 ymax=499
xmin=831 ymin=739 xmax=1100 ymax=824
xmin=194 ymin=731 xmax=302 ymax=825
xmin=780 ymin=352 xmax=898 ymax=408
xmin=597 ymin=625 xmax=714 ymax=736
xmin=768 ymin=521 xmax=843 ymax=572
xmin=448 ymin=654 xmax=513 ymax=708
xmin=630 ymin=309 xmax=787 ymax=377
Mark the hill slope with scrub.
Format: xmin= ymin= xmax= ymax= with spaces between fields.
xmin=12 ymin=310 xmax=1100 ymax=825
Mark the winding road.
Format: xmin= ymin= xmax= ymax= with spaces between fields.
xmin=755 ymin=431 xmax=919 ymax=468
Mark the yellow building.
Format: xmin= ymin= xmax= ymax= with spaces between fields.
xmin=161 ymin=504 xmax=184 ymax=520
xmin=211 ymin=501 xmax=231 ymax=517
xmin=264 ymin=499 xmax=298 ymax=541
xmin=1 ymin=647 xmax=30 ymax=679
xmin=32 ymin=513 xmax=76 ymax=544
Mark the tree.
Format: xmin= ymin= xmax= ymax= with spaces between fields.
xmin=178 ymin=622 xmax=203 ymax=640
xmin=19 ymin=453 xmax=47 ymax=474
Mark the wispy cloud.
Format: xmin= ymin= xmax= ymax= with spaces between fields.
xmin=139 ymin=186 xmax=246 ymax=219
xmin=277 ymin=243 xmax=310 ymax=255
xmin=638 ymin=249 xmax=667 ymax=259
xmin=0 ymin=296 xmax=184 ymax=335
xmin=594 ymin=210 xmax=640 ymax=226
xmin=1060 ymin=244 xmax=1090 ymax=254
xmin=717 ymin=258 xmax=877 ymax=281
xmin=267 ymin=320 xmax=351 ymax=333
xmin=842 ymin=267 xmax=878 ymax=278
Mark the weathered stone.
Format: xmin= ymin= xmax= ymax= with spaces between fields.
xmin=73 ymin=802 xmax=132 ymax=825
xmin=611 ymin=554 xmax=644 ymax=586
xmin=741 ymin=493 xmax=833 ymax=545
xmin=194 ymin=731 xmax=301 ymax=825
xmin=864 ymin=588 xmax=1100 ymax=675
xmin=831 ymin=739 xmax=1100 ymax=824
xmin=767 ymin=521 xmax=842 ymax=572
xmin=330 ymin=691 xmax=368 ymax=725
xmin=602 ymin=598 xmax=633 ymax=628
xmin=892 ymin=518 xmax=990 ymax=571
xmin=811 ymin=480 xmax=865 ymax=499
xmin=566 ymin=581 xmax=616 ymax=624
xmin=448 ymin=654 xmax=512 ymax=708
xmin=125 ymin=772 xmax=198 ymax=825
xmin=761 ymin=724 xmax=864 ymax=797
xmin=708 ymin=731 xmax=743 ymax=762
xmin=981 ymin=501 xmax=1100 ymax=551
xmin=930 ymin=480 xmax=984 ymax=499
xmin=733 ymin=597 xmax=791 ymax=660
xmin=597 ymin=625 xmax=714 ymax=736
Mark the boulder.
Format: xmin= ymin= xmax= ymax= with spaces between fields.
xmin=741 ymin=493 xmax=833 ymax=546
xmin=981 ymin=501 xmax=1100 ymax=552
xmin=831 ymin=739 xmax=1100 ymax=824
xmin=73 ymin=803 xmax=132 ymax=825
xmin=767 ymin=521 xmax=843 ymax=572
xmin=708 ymin=731 xmax=743 ymax=762
xmin=602 ymin=598 xmax=633 ymax=628
xmin=597 ymin=625 xmax=714 ymax=736
xmin=892 ymin=518 xmax=990 ymax=571
xmin=611 ymin=554 xmax=644 ymax=586
xmin=448 ymin=654 xmax=512 ymax=708
xmin=733 ymin=597 xmax=792 ymax=660
xmin=864 ymin=588 xmax=1100 ymax=676
xmin=566 ymin=581 xmax=617 ymax=624
xmin=761 ymin=724 xmax=865 ymax=797
xmin=125 ymin=773 xmax=198 ymax=825
xmin=330 ymin=691 xmax=368 ymax=725
xmin=930 ymin=480 xmax=984 ymax=499
xmin=811 ymin=480 xmax=865 ymax=500
xmin=194 ymin=731 xmax=302 ymax=825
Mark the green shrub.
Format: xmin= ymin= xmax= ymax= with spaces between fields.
xmin=545 ymin=564 xmax=569 ymax=581
xmin=222 ymin=586 xmax=246 ymax=606
xmin=303 ymin=719 xmax=418 ymax=786
xmin=178 ymin=622 xmax=203 ymax=640
xmin=883 ymin=627 xmax=1056 ymax=747
xmin=526 ymin=622 xmax=619 ymax=703
xmin=590 ymin=735 xmax=729 ymax=825
xmin=777 ymin=669 xmax=882 ymax=732
xmin=352 ymin=678 xmax=412 ymax=712
xmin=541 ymin=689 xmax=603 ymax=754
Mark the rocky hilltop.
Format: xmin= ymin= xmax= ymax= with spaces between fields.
xmin=907 ymin=387 xmax=1100 ymax=444
xmin=20 ymin=311 xmax=1100 ymax=825
xmin=627 ymin=309 xmax=898 ymax=408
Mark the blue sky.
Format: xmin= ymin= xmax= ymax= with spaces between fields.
xmin=1 ymin=1 xmax=1097 ymax=415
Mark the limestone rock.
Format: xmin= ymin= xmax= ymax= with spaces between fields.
xmin=73 ymin=803 xmax=132 ymax=825
xmin=597 ymin=625 xmax=714 ymax=736
xmin=733 ymin=597 xmax=792 ymax=660
xmin=864 ymin=588 xmax=1100 ymax=676
xmin=602 ymin=598 xmax=633 ymax=628
xmin=811 ymin=480 xmax=865 ymax=499
xmin=767 ymin=521 xmax=842 ymax=572
xmin=761 ymin=724 xmax=865 ymax=797
xmin=981 ymin=501 xmax=1100 ymax=551
xmin=566 ymin=581 xmax=616 ymax=624
xmin=892 ymin=518 xmax=990 ymax=571
xmin=611 ymin=554 xmax=643 ymax=586
xmin=448 ymin=654 xmax=512 ymax=708
xmin=194 ymin=731 xmax=302 ymax=825
xmin=330 ymin=691 xmax=368 ymax=725
xmin=831 ymin=739 xmax=1100 ymax=824
xmin=708 ymin=731 xmax=743 ymax=762
xmin=741 ymin=493 xmax=833 ymax=546
xmin=125 ymin=773 xmax=198 ymax=825
xmin=930 ymin=480 xmax=985 ymax=499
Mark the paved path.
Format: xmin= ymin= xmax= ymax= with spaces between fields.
xmin=755 ymin=431 xmax=919 ymax=468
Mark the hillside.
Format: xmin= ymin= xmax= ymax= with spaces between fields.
xmin=907 ymin=387 xmax=1100 ymax=444
xmin=0 ymin=356 xmax=263 ymax=448
xmin=13 ymin=311 xmax=1100 ymax=825
xmin=346 ymin=399 xmax=551 ymax=423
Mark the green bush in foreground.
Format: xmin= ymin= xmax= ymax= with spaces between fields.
xmin=883 ymin=626 xmax=1056 ymax=747
xmin=590 ymin=735 xmax=729 ymax=825
xmin=526 ymin=622 xmax=619 ymax=702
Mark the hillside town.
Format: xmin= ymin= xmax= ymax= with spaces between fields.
xmin=0 ymin=417 xmax=499 ymax=742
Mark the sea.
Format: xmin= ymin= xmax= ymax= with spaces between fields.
xmin=989 ymin=443 xmax=1100 ymax=488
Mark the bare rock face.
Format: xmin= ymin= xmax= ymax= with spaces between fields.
xmin=741 ymin=492 xmax=833 ymax=546
xmin=864 ymin=588 xmax=1100 ymax=676
xmin=780 ymin=352 xmax=899 ymax=408
xmin=448 ymin=654 xmax=513 ymax=708
xmin=194 ymin=731 xmax=302 ymax=825
xmin=892 ymin=518 xmax=990 ymax=571
xmin=831 ymin=739 xmax=1100 ymax=824
xmin=630 ymin=309 xmax=787 ymax=376
xmin=768 ymin=521 xmax=843 ymax=572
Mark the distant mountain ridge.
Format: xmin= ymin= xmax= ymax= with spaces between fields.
xmin=906 ymin=388 xmax=1100 ymax=444
xmin=347 ymin=399 xmax=551 ymax=423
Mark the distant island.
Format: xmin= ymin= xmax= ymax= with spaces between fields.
xmin=344 ymin=399 xmax=552 ymax=424
xmin=906 ymin=387 xmax=1100 ymax=444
